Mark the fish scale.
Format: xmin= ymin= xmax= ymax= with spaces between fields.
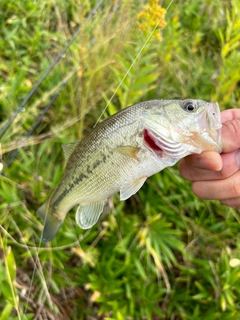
xmin=36 ymin=99 xmax=222 ymax=242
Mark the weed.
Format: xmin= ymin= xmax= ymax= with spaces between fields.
xmin=0 ymin=0 xmax=240 ymax=319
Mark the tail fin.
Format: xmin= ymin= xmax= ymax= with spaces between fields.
xmin=36 ymin=201 xmax=64 ymax=243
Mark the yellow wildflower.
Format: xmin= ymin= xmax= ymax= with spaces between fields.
xmin=138 ymin=0 xmax=167 ymax=41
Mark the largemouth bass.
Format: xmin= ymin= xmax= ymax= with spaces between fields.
xmin=37 ymin=99 xmax=222 ymax=242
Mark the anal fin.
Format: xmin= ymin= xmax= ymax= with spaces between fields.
xmin=120 ymin=177 xmax=146 ymax=201
xmin=76 ymin=200 xmax=106 ymax=229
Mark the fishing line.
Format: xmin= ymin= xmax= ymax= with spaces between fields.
xmin=24 ymin=197 xmax=53 ymax=317
xmin=24 ymin=1 xmax=124 ymax=317
xmin=6 ymin=73 xmax=73 ymax=168
xmin=5 ymin=0 xmax=123 ymax=170
xmin=24 ymin=0 xmax=175 ymax=317
xmin=7 ymin=86 xmax=63 ymax=167
xmin=0 ymin=0 xmax=106 ymax=138
xmin=93 ymin=0 xmax=175 ymax=128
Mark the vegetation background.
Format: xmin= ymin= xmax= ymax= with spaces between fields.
xmin=0 ymin=0 xmax=240 ymax=319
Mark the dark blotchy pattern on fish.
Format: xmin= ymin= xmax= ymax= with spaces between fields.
xmin=36 ymin=99 xmax=222 ymax=242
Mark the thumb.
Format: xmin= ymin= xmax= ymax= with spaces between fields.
xmin=222 ymin=119 xmax=240 ymax=153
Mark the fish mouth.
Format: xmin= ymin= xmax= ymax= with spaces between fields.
xmin=203 ymin=102 xmax=222 ymax=152
xmin=139 ymin=101 xmax=222 ymax=159
xmin=142 ymin=101 xmax=223 ymax=157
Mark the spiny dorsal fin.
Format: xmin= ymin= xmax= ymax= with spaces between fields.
xmin=113 ymin=146 xmax=140 ymax=160
xmin=75 ymin=200 xmax=106 ymax=229
xmin=62 ymin=142 xmax=78 ymax=162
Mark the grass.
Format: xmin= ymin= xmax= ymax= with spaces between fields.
xmin=0 ymin=0 xmax=240 ymax=319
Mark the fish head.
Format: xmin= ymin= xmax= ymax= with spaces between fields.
xmin=139 ymin=99 xmax=222 ymax=159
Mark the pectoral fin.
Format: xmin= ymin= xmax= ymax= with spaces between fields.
xmin=120 ymin=177 xmax=147 ymax=201
xmin=113 ymin=146 xmax=140 ymax=160
xmin=75 ymin=200 xmax=106 ymax=229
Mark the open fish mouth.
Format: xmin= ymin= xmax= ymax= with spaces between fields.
xmin=196 ymin=101 xmax=222 ymax=153
xmin=205 ymin=102 xmax=222 ymax=151
xmin=141 ymin=101 xmax=223 ymax=158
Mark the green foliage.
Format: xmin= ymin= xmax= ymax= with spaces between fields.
xmin=0 ymin=0 xmax=240 ymax=319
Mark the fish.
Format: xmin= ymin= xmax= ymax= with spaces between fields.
xmin=36 ymin=99 xmax=222 ymax=242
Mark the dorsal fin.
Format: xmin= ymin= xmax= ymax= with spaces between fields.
xmin=62 ymin=142 xmax=78 ymax=162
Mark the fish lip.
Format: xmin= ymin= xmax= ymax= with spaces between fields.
xmin=205 ymin=102 xmax=223 ymax=152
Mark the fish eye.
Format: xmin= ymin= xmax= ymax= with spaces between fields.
xmin=182 ymin=100 xmax=197 ymax=112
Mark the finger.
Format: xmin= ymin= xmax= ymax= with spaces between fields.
xmin=220 ymin=198 xmax=240 ymax=209
xmin=178 ymin=151 xmax=222 ymax=181
xmin=191 ymin=170 xmax=240 ymax=200
xmin=222 ymin=119 xmax=240 ymax=153
xmin=179 ymin=150 xmax=240 ymax=181
xmin=221 ymin=109 xmax=240 ymax=123
xmin=179 ymin=151 xmax=222 ymax=171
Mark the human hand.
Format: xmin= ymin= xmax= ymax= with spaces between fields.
xmin=178 ymin=109 xmax=240 ymax=208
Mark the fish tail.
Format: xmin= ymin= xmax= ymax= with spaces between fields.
xmin=36 ymin=201 xmax=64 ymax=243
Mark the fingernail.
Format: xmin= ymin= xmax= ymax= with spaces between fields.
xmin=195 ymin=158 xmax=208 ymax=169
xmin=197 ymin=156 xmax=222 ymax=171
